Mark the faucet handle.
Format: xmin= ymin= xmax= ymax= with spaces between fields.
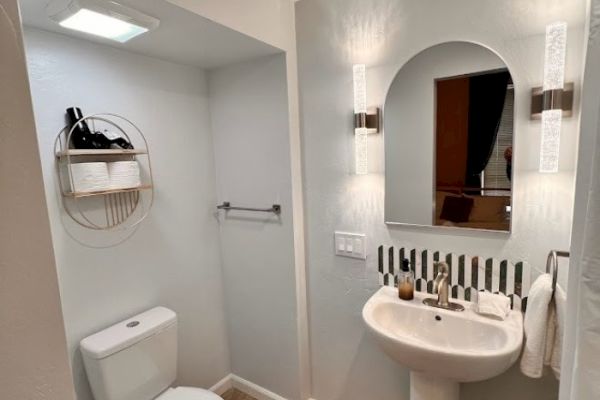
xmin=432 ymin=262 xmax=449 ymax=295
xmin=434 ymin=261 xmax=449 ymax=277
xmin=425 ymin=261 xmax=465 ymax=311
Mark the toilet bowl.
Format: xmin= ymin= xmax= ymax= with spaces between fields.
xmin=80 ymin=307 xmax=224 ymax=400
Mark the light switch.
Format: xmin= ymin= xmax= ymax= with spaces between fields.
xmin=354 ymin=238 xmax=363 ymax=255
xmin=336 ymin=237 xmax=345 ymax=252
xmin=334 ymin=231 xmax=367 ymax=260
xmin=346 ymin=241 xmax=354 ymax=252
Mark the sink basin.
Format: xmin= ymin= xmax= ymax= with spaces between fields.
xmin=363 ymin=287 xmax=523 ymax=400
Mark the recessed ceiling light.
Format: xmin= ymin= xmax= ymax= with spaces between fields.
xmin=46 ymin=0 xmax=159 ymax=43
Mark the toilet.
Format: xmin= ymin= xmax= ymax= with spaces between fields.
xmin=80 ymin=307 xmax=223 ymax=400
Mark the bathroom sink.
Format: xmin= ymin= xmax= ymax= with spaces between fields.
xmin=363 ymin=287 xmax=523 ymax=400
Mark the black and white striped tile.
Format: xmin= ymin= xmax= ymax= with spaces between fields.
xmin=377 ymin=246 xmax=530 ymax=311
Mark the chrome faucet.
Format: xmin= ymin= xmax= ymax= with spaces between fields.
xmin=423 ymin=262 xmax=465 ymax=311
xmin=433 ymin=262 xmax=450 ymax=306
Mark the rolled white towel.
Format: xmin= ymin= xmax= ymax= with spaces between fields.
xmin=544 ymin=300 xmax=557 ymax=367
xmin=551 ymin=284 xmax=566 ymax=379
xmin=107 ymin=161 xmax=141 ymax=189
xmin=520 ymin=274 xmax=554 ymax=378
xmin=475 ymin=291 xmax=511 ymax=320
xmin=70 ymin=162 xmax=110 ymax=193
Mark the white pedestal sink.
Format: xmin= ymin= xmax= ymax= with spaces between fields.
xmin=362 ymin=287 xmax=523 ymax=400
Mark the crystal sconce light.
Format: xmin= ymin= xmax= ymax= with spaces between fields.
xmin=353 ymin=64 xmax=380 ymax=175
xmin=531 ymin=22 xmax=573 ymax=173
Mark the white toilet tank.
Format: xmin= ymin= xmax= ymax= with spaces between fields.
xmin=80 ymin=307 xmax=178 ymax=400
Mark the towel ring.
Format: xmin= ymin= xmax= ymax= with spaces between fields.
xmin=546 ymin=250 xmax=570 ymax=291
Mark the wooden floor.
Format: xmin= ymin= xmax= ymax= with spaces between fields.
xmin=222 ymin=388 xmax=258 ymax=400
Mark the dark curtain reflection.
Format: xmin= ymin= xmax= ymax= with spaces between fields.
xmin=464 ymin=71 xmax=510 ymax=191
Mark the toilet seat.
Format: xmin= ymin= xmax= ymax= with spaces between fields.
xmin=156 ymin=387 xmax=224 ymax=400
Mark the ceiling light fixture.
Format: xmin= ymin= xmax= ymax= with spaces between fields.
xmin=46 ymin=0 xmax=159 ymax=43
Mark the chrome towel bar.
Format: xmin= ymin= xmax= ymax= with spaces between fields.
xmin=217 ymin=201 xmax=281 ymax=215
xmin=546 ymin=250 xmax=570 ymax=291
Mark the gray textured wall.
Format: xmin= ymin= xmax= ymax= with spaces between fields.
xmin=209 ymin=54 xmax=301 ymax=400
xmin=561 ymin=0 xmax=600 ymax=398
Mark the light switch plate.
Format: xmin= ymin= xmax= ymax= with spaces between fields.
xmin=334 ymin=231 xmax=367 ymax=260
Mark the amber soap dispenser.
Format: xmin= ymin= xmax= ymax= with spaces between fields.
xmin=398 ymin=259 xmax=414 ymax=300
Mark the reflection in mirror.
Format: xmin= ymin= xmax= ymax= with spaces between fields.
xmin=384 ymin=42 xmax=513 ymax=232
xmin=435 ymin=70 xmax=513 ymax=230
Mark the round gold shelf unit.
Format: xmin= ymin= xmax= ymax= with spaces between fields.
xmin=54 ymin=113 xmax=154 ymax=231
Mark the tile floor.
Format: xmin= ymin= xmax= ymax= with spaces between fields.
xmin=222 ymin=388 xmax=258 ymax=400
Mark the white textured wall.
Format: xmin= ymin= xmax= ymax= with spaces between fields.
xmin=208 ymin=54 xmax=302 ymax=400
xmin=295 ymin=1 xmax=586 ymax=400
xmin=24 ymin=29 xmax=230 ymax=400
xmin=0 ymin=2 xmax=75 ymax=399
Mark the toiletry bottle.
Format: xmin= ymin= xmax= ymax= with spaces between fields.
xmin=398 ymin=259 xmax=414 ymax=300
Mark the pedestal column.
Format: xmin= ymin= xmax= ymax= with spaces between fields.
xmin=410 ymin=371 xmax=460 ymax=400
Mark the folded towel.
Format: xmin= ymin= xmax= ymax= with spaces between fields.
xmin=476 ymin=291 xmax=511 ymax=320
xmin=543 ymin=299 xmax=556 ymax=367
xmin=70 ymin=162 xmax=110 ymax=193
xmin=551 ymin=284 xmax=566 ymax=379
xmin=520 ymin=274 xmax=554 ymax=378
xmin=107 ymin=161 xmax=141 ymax=189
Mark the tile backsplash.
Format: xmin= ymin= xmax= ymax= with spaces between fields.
xmin=378 ymin=245 xmax=531 ymax=311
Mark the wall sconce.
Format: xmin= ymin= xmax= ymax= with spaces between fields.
xmin=353 ymin=64 xmax=380 ymax=175
xmin=531 ymin=21 xmax=573 ymax=173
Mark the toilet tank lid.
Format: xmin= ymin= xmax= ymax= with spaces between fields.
xmin=80 ymin=307 xmax=177 ymax=360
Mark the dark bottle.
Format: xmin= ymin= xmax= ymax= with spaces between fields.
xmin=101 ymin=129 xmax=134 ymax=150
xmin=66 ymin=107 xmax=133 ymax=150
xmin=67 ymin=107 xmax=107 ymax=149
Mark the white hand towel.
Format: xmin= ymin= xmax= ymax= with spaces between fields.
xmin=520 ymin=274 xmax=554 ymax=378
xmin=70 ymin=162 xmax=110 ymax=193
xmin=476 ymin=291 xmax=511 ymax=320
xmin=543 ymin=300 xmax=557 ymax=366
xmin=551 ymin=284 xmax=566 ymax=379
xmin=107 ymin=161 xmax=141 ymax=189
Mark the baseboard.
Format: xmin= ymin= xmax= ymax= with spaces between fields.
xmin=231 ymin=375 xmax=288 ymax=400
xmin=209 ymin=373 xmax=234 ymax=396
xmin=209 ymin=374 xmax=289 ymax=400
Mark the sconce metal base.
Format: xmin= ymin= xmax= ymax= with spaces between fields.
xmin=354 ymin=107 xmax=381 ymax=133
xmin=530 ymin=82 xmax=574 ymax=120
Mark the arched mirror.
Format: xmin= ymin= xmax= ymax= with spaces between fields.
xmin=384 ymin=42 xmax=514 ymax=232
